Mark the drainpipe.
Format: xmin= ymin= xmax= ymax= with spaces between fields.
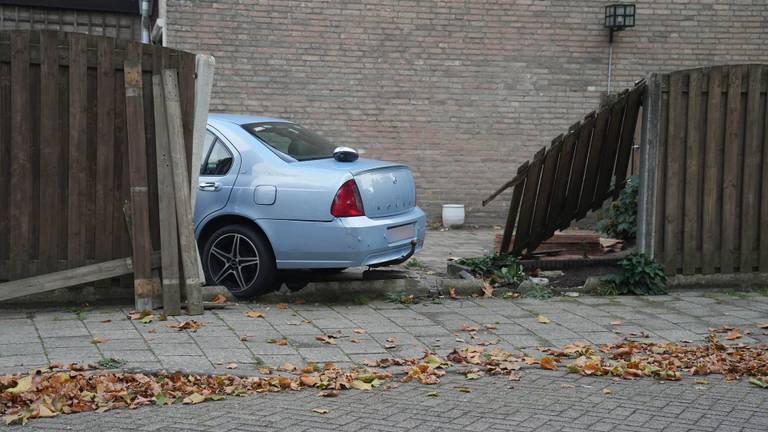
xmin=140 ymin=0 xmax=150 ymax=43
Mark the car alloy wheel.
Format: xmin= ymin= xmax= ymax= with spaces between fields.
xmin=207 ymin=233 xmax=261 ymax=293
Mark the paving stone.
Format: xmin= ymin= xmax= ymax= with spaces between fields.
xmin=297 ymin=347 xmax=350 ymax=363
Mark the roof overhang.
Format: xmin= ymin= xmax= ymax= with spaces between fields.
xmin=0 ymin=0 xmax=141 ymax=15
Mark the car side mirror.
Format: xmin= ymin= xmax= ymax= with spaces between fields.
xmin=333 ymin=146 xmax=359 ymax=162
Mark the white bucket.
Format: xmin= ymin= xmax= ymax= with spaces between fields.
xmin=442 ymin=204 xmax=465 ymax=228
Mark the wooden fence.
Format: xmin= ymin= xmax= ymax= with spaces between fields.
xmin=0 ymin=30 xmax=197 ymax=295
xmin=638 ymin=65 xmax=768 ymax=275
xmin=484 ymin=81 xmax=645 ymax=256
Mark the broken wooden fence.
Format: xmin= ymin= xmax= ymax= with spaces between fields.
xmin=638 ymin=65 xmax=768 ymax=275
xmin=484 ymin=81 xmax=646 ymax=256
xmin=0 ymin=30 xmax=213 ymax=314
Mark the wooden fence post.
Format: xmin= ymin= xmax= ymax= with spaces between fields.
xmin=637 ymin=73 xmax=661 ymax=259
xmin=163 ymin=68 xmax=203 ymax=316
xmin=124 ymin=59 xmax=154 ymax=312
xmin=152 ymin=74 xmax=182 ymax=316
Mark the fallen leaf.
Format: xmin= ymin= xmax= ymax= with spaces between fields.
xmin=386 ymin=336 xmax=396 ymax=343
xmin=167 ymin=320 xmax=204 ymax=332
xmin=482 ymin=283 xmax=494 ymax=298
xmin=139 ymin=315 xmax=154 ymax=324
xmin=456 ymin=387 xmax=472 ymax=393
xmin=749 ymin=377 xmax=767 ymax=388
xmin=427 ymin=391 xmax=439 ymax=397
xmin=610 ymin=320 xmax=623 ymax=326
xmin=758 ymin=323 xmax=768 ymax=329
xmin=100 ymin=319 xmax=112 ymax=324
xmin=539 ymin=357 xmax=558 ymax=370
xmin=537 ymin=315 xmax=550 ymax=324
xmin=312 ymin=408 xmax=329 ymax=414
xmin=315 ymin=335 xmax=337 ymax=345
xmin=725 ymin=329 xmax=742 ymax=340
xmin=508 ymin=372 xmax=521 ymax=381
xmin=239 ymin=335 xmax=249 ymax=342
xmin=245 ymin=311 xmax=265 ymax=318
xmin=183 ymin=393 xmax=206 ymax=404
xmin=91 ymin=336 xmax=107 ymax=344
xmin=448 ymin=288 xmax=458 ymax=300
xmin=226 ymin=363 xmax=238 ymax=369
xmin=353 ymin=328 xmax=367 ymax=334
xmin=6 ymin=375 xmax=33 ymax=394
xmin=211 ymin=294 xmax=227 ymax=304
xmin=602 ymin=388 xmax=612 ymax=395
xmin=318 ymin=390 xmax=338 ymax=397
xmin=276 ymin=303 xmax=289 ymax=309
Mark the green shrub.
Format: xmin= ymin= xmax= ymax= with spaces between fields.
xmin=597 ymin=176 xmax=638 ymax=241
xmin=604 ymin=252 xmax=668 ymax=295
xmin=492 ymin=264 xmax=525 ymax=285
xmin=457 ymin=254 xmax=521 ymax=277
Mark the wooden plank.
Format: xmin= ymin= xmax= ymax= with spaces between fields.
xmin=654 ymin=80 xmax=670 ymax=262
xmin=499 ymin=162 xmax=528 ymax=254
xmin=548 ymin=125 xmax=578 ymax=233
xmin=613 ymin=85 xmax=644 ymax=193
xmin=0 ymin=254 xmax=160 ymax=302
xmin=0 ymin=60 xmax=10 ymax=267
xmin=511 ymin=147 xmax=545 ymax=255
xmin=529 ymin=137 xmax=562 ymax=251
xmin=701 ymin=67 xmax=724 ymax=274
xmin=95 ymin=36 xmax=116 ymax=267
xmin=163 ymin=68 xmax=203 ymax=315
xmin=577 ymin=108 xmax=609 ymax=218
xmin=38 ymin=31 xmax=61 ymax=270
xmin=124 ymin=57 xmax=154 ymax=312
xmin=190 ymin=54 xmax=215 ymax=211
xmin=56 ymin=31 xmax=69 ymax=263
xmin=721 ymin=66 xmax=744 ymax=273
xmin=178 ymin=54 xmax=196 ymax=172
xmin=637 ymin=74 xmax=661 ymax=258
xmin=761 ymin=66 xmax=768 ymax=271
xmin=682 ymin=70 xmax=703 ymax=275
xmin=152 ymin=74 xmax=181 ymax=316
xmin=67 ymin=33 xmax=88 ymax=267
xmin=9 ymin=31 xmax=32 ymax=280
xmin=593 ymin=94 xmax=628 ymax=206
xmin=561 ymin=112 xmax=594 ymax=225
xmin=663 ymin=72 xmax=686 ymax=273
xmin=739 ymin=65 xmax=762 ymax=273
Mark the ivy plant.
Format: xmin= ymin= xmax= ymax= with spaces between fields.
xmin=603 ymin=252 xmax=668 ymax=296
xmin=597 ymin=175 xmax=638 ymax=241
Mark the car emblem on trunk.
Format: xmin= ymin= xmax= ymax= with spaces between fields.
xmin=392 ymin=177 xmax=398 ymax=184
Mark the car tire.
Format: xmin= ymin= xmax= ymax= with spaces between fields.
xmin=201 ymin=224 xmax=277 ymax=298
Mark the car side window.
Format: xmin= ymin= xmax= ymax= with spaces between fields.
xmin=201 ymin=139 xmax=233 ymax=176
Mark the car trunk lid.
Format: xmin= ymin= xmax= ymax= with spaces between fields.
xmin=353 ymin=165 xmax=416 ymax=218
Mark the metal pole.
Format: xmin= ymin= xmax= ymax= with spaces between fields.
xmin=607 ymin=40 xmax=613 ymax=95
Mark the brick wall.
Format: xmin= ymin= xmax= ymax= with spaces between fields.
xmin=167 ymin=0 xmax=768 ymax=226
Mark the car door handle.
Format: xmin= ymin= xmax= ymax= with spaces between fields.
xmin=198 ymin=181 xmax=222 ymax=191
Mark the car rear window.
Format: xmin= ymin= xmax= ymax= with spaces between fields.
xmin=243 ymin=122 xmax=337 ymax=161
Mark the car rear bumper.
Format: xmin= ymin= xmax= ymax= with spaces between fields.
xmin=258 ymin=207 xmax=427 ymax=269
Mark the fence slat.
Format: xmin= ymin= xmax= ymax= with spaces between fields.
xmin=152 ymin=74 xmax=182 ymax=316
xmin=67 ymin=33 xmax=88 ymax=267
xmin=663 ymin=72 xmax=686 ymax=273
xmin=9 ymin=31 xmax=32 ymax=280
xmin=577 ymin=108 xmax=609 ymax=218
xmin=682 ymin=70 xmax=703 ymax=275
xmin=721 ymin=66 xmax=744 ymax=273
xmin=739 ymin=65 xmax=762 ymax=273
xmin=499 ymin=162 xmax=528 ymax=254
xmin=511 ymin=147 xmax=545 ymax=255
xmin=761 ymin=67 xmax=768 ymax=271
xmin=614 ymin=85 xmax=644 ymax=193
xmin=529 ymin=137 xmax=562 ymax=251
xmin=561 ymin=113 xmax=594 ymax=224
xmin=702 ymin=67 xmax=724 ymax=274
xmin=124 ymin=54 xmax=154 ymax=312
xmin=548 ymin=125 xmax=578 ymax=233
xmin=95 ymin=36 xmax=116 ymax=268
xmin=38 ymin=31 xmax=61 ymax=272
xmin=0 ymin=57 xmax=9 ymax=276
xmin=594 ymin=95 xmax=628 ymax=206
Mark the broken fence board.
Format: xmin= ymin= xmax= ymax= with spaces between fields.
xmin=163 ymin=68 xmax=203 ymax=316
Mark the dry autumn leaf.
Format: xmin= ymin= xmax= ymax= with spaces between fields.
xmin=481 ymin=283 xmax=494 ymax=298
xmin=539 ymin=357 xmax=558 ymax=370
xmin=725 ymin=329 xmax=742 ymax=340
xmin=245 ymin=311 xmax=265 ymax=318
xmin=353 ymin=328 xmax=367 ymax=334
xmin=226 ymin=363 xmax=238 ymax=369
xmin=276 ymin=303 xmax=289 ymax=310
xmin=537 ymin=315 xmax=550 ymax=324
xmin=448 ymin=288 xmax=458 ymax=300
xmin=758 ymin=323 xmax=768 ymax=329
xmin=91 ymin=336 xmax=107 ymax=344
xmin=211 ymin=294 xmax=227 ymax=304
xmin=610 ymin=320 xmax=623 ymax=326
xmin=312 ymin=408 xmax=329 ymax=414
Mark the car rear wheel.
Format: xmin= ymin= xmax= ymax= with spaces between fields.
xmin=202 ymin=224 xmax=277 ymax=298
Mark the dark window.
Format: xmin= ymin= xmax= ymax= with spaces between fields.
xmin=201 ymin=140 xmax=233 ymax=176
xmin=243 ymin=122 xmax=337 ymax=162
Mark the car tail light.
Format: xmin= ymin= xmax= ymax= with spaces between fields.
xmin=331 ymin=180 xmax=365 ymax=217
